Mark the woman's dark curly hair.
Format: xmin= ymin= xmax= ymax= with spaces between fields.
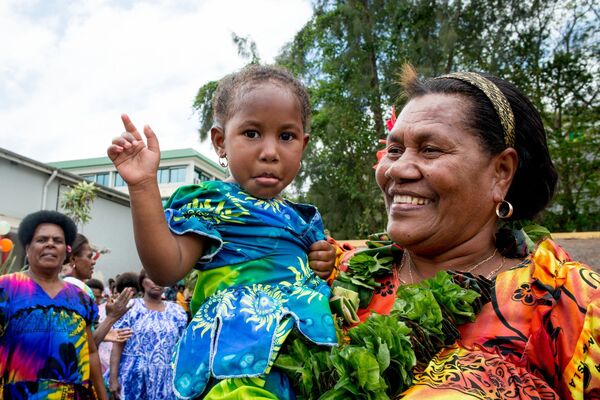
xmin=17 ymin=210 xmax=77 ymax=247
xmin=115 ymin=272 xmax=141 ymax=294
xmin=399 ymin=65 xmax=558 ymax=220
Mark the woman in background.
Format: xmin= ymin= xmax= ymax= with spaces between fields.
xmin=109 ymin=269 xmax=187 ymax=400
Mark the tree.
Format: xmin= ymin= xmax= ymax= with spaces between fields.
xmin=193 ymin=33 xmax=261 ymax=141
xmin=60 ymin=181 xmax=97 ymax=226
xmin=275 ymin=0 xmax=598 ymax=236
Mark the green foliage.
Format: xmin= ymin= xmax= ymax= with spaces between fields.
xmin=60 ymin=181 xmax=97 ymax=226
xmin=193 ymin=80 xmax=219 ymax=142
xmin=273 ymin=0 xmax=599 ymax=236
xmin=275 ymin=270 xmax=483 ymax=399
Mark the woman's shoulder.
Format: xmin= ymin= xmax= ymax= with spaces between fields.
xmin=526 ymin=238 xmax=597 ymax=293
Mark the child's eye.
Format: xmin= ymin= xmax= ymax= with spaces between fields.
xmin=280 ymin=132 xmax=295 ymax=141
xmin=243 ymin=130 xmax=260 ymax=139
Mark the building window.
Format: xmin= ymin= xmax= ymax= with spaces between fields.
xmin=114 ymin=173 xmax=126 ymax=187
xmin=157 ymin=166 xmax=187 ymax=184
xmin=194 ymin=168 xmax=211 ymax=184
xmin=82 ymin=172 xmax=110 ymax=186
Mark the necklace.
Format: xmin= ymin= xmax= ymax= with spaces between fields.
xmin=484 ymin=255 xmax=505 ymax=279
xmin=461 ymin=248 xmax=497 ymax=274
xmin=399 ymin=249 xmax=505 ymax=284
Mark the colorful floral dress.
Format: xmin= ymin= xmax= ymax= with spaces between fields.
xmin=111 ymin=298 xmax=188 ymax=400
xmin=165 ymin=181 xmax=337 ymax=399
xmin=0 ymin=271 xmax=98 ymax=399
xmin=348 ymin=239 xmax=600 ymax=399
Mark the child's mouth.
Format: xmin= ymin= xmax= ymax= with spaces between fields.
xmin=254 ymin=174 xmax=280 ymax=186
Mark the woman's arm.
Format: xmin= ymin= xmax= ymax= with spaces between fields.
xmin=91 ymin=288 xmax=134 ymax=345
xmin=109 ymin=341 xmax=125 ymax=400
xmin=86 ymin=326 xmax=108 ymax=400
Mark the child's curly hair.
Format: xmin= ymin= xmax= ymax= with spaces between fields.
xmin=212 ymin=64 xmax=311 ymax=132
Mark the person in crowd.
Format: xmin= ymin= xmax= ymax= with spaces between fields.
xmin=114 ymin=272 xmax=140 ymax=296
xmin=86 ymin=278 xmax=106 ymax=306
xmin=97 ymin=272 xmax=139 ymax=380
xmin=108 ymin=269 xmax=187 ymax=400
xmin=106 ymin=277 xmax=116 ymax=297
xmin=346 ymin=65 xmax=599 ymax=399
xmin=107 ymin=64 xmax=337 ymax=399
xmin=0 ymin=210 xmax=107 ymax=399
xmin=63 ymin=233 xmax=134 ymax=347
xmin=175 ymin=281 xmax=190 ymax=316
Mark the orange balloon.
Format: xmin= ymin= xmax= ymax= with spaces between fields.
xmin=0 ymin=238 xmax=13 ymax=253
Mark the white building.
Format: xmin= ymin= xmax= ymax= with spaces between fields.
xmin=0 ymin=147 xmax=226 ymax=284
xmin=48 ymin=148 xmax=227 ymax=203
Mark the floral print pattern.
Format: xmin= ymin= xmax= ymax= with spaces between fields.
xmin=165 ymin=181 xmax=337 ymax=399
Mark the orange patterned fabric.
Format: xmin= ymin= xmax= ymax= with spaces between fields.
xmin=399 ymin=239 xmax=600 ymax=399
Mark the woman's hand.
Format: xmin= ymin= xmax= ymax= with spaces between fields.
xmin=109 ymin=378 xmax=121 ymax=400
xmin=309 ymin=240 xmax=336 ymax=279
xmin=105 ymin=328 xmax=133 ymax=343
xmin=107 ymin=114 xmax=161 ymax=187
xmin=105 ymin=287 xmax=134 ymax=321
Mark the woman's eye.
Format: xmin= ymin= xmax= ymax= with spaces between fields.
xmin=280 ymin=132 xmax=295 ymax=141
xmin=422 ymin=146 xmax=442 ymax=154
xmin=244 ymin=130 xmax=259 ymax=139
xmin=386 ymin=145 xmax=404 ymax=156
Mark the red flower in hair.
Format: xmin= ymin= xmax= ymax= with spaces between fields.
xmin=374 ymin=106 xmax=396 ymax=169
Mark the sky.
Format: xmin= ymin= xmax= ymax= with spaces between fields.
xmin=0 ymin=0 xmax=313 ymax=164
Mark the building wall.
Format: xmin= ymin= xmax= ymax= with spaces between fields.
xmin=0 ymin=149 xmax=139 ymax=284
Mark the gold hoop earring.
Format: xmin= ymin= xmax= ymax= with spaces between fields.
xmin=219 ymin=155 xmax=228 ymax=168
xmin=496 ymin=200 xmax=514 ymax=219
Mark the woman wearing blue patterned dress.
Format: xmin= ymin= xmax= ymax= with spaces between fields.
xmin=107 ymin=64 xmax=338 ymax=399
xmin=108 ymin=269 xmax=187 ymax=400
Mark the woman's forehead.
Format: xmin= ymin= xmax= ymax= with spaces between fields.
xmin=388 ymin=95 xmax=469 ymax=138
xmin=33 ymin=223 xmax=65 ymax=237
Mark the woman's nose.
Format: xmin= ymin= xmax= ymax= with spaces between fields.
xmin=384 ymin=151 xmax=421 ymax=181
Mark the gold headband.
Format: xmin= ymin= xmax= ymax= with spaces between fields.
xmin=436 ymin=72 xmax=515 ymax=148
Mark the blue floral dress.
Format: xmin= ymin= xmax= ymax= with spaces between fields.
xmin=0 ymin=272 xmax=97 ymax=399
xmin=166 ymin=181 xmax=337 ymax=399
xmin=112 ymin=298 xmax=187 ymax=400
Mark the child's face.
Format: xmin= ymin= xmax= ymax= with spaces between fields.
xmin=212 ymin=83 xmax=309 ymax=199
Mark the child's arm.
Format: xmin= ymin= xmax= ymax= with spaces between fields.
xmin=107 ymin=114 xmax=204 ymax=285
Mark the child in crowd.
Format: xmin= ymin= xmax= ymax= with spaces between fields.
xmin=107 ymin=64 xmax=338 ymax=399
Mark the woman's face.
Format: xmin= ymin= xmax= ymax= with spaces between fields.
xmin=26 ymin=223 xmax=68 ymax=275
xmin=142 ymin=276 xmax=164 ymax=298
xmin=376 ymin=94 xmax=501 ymax=254
xmin=72 ymin=243 xmax=96 ymax=280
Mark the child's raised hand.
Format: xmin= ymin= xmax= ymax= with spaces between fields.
xmin=308 ymin=240 xmax=336 ymax=279
xmin=107 ymin=114 xmax=161 ymax=187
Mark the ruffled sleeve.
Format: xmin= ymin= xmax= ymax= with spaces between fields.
xmin=164 ymin=183 xmax=226 ymax=264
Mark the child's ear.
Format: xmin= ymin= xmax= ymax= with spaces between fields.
xmin=211 ymin=126 xmax=226 ymax=156
xmin=302 ymin=134 xmax=310 ymax=151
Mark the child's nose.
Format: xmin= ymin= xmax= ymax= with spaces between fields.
xmin=259 ymin=138 xmax=279 ymax=162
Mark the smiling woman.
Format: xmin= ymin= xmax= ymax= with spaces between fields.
xmin=0 ymin=210 xmax=107 ymax=399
